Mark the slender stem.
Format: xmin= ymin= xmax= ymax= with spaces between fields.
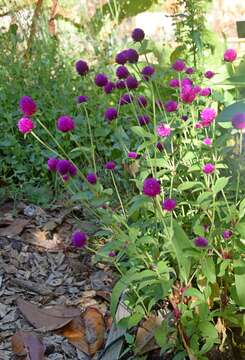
xmin=83 ymin=105 xmax=97 ymax=173
xmin=111 ymin=171 xmax=126 ymax=218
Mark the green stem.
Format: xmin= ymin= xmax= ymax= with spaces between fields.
xmin=83 ymin=105 xmax=97 ymax=173
xmin=111 ymin=171 xmax=126 ymax=218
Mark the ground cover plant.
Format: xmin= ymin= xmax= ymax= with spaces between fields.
xmin=16 ymin=27 xmax=245 ymax=359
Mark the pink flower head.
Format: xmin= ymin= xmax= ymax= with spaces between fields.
xmin=47 ymin=157 xmax=58 ymax=171
xmin=116 ymin=65 xmax=129 ymax=79
xmin=180 ymin=85 xmax=197 ymax=104
xmin=200 ymin=108 xmax=216 ymax=127
xmin=104 ymin=107 xmax=118 ymax=121
xmin=193 ymin=85 xmax=201 ymax=94
xmin=172 ymin=59 xmax=185 ymax=71
xmin=75 ymin=60 xmax=89 ymax=76
xmin=94 ymin=73 xmax=108 ymax=87
xmin=126 ymin=75 xmax=138 ymax=90
xmin=143 ymin=177 xmax=161 ymax=197
xmin=105 ymin=161 xmax=116 ymax=170
xmin=62 ymin=174 xmax=69 ymax=182
xmin=104 ymin=81 xmax=115 ymax=94
xmin=17 ymin=117 xmax=35 ymax=134
xmin=169 ymin=79 xmax=180 ymax=88
xmin=204 ymin=70 xmax=215 ymax=79
xmin=181 ymin=77 xmax=193 ymax=87
xmin=128 ymin=152 xmax=139 ymax=159
xmin=108 ymin=250 xmax=117 ymax=257
xmin=195 ymin=122 xmax=203 ymax=129
xmin=231 ymin=113 xmax=245 ymax=130
xmin=141 ymin=65 xmax=155 ymax=81
xmin=56 ymin=159 xmax=71 ymax=175
xmin=203 ymin=137 xmax=212 ymax=146
xmin=224 ymin=48 xmax=237 ymax=62
xmin=200 ymin=87 xmax=212 ymax=97
xmin=72 ymin=231 xmax=87 ymax=248
xmin=57 ymin=115 xmax=75 ymax=132
xmin=19 ymin=96 xmax=37 ymax=116
xmin=162 ymin=198 xmax=176 ymax=212
xmin=164 ymin=100 xmax=178 ymax=112
xmin=194 ymin=236 xmax=208 ymax=248
xmin=157 ymin=123 xmax=171 ymax=137
xmin=203 ymin=163 xmax=215 ymax=174
xmin=69 ymin=163 xmax=77 ymax=177
xmin=86 ymin=172 xmax=97 ymax=184
xmin=185 ymin=67 xmax=194 ymax=74
xmin=223 ymin=230 xmax=232 ymax=239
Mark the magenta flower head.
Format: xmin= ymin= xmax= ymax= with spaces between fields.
xmin=224 ymin=48 xmax=237 ymax=62
xmin=156 ymin=142 xmax=164 ymax=151
xmin=138 ymin=114 xmax=150 ymax=126
xmin=47 ymin=157 xmax=58 ymax=172
xmin=86 ymin=172 xmax=97 ymax=184
xmin=172 ymin=59 xmax=185 ymax=72
xmin=200 ymin=87 xmax=212 ymax=97
xmin=182 ymin=115 xmax=188 ymax=121
xmin=18 ymin=117 xmax=35 ymax=134
xmin=200 ymin=108 xmax=216 ymax=127
xmin=104 ymin=107 xmax=118 ymax=122
xmin=126 ymin=48 xmax=139 ymax=63
xmin=94 ymin=73 xmax=108 ymax=87
xmin=72 ymin=231 xmax=87 ymax=248
xmin=126 ymin=75 xmax=138 ymax=90
xmin=116 ymin=65 xmax=129 ymax=79
xmin=77 ymin=95 xmax=88 ymax=104
xmin=203 ymin=137 xmax=212 ymax=146
xmin=157 ymin=123 xmax=171 ymax=137
xmin=105 ymin=161 xmax=116 ymax=170
xmin=132 ymin=28 xmax=145 ymax=42
xmin=75 ymin=60 xmax=89 ymax=76
xmin=56 ymin=159 xmax=71 ymax=175
xmin=115 ymin=50 xmax=128 ymax=65
xmin=108 ymin=250 xmax=116 ymax=257
xmin=185 ymin=67 xmax=194 ymax=74
xmin=137 ymin=95 xmax=148 ymax=108
xmin=69 ymin=163 xmax=77 ymax=177
xmin=141 ymin=65 xmax=155 ymax=81
xmin=181 ymin=77 xmax=193 ymax=87
xmin=116 ymin=80 xmax=126 ymax=89
xmin=57 ymin=115 xmax=75 ymax=132
xmin=143 ymin=177 xmax=161 ymax=197
xmin=128 ymin=151 xmax=139 ymax=159
xmin=119 ymin=93 xmax=133 ymax=105
xmin=19 ymin=96 xmax=37 ymax=116
xmin=193 ymin=85 xmax=201 ymax=94
xmin=165 ymin=100 xmax=178 ymax=112
xmin=223 ymin=230 xmax=232 ymax=239
xmin=162 ymin=198 xmax=176 ymax=212
xmin=104 ymin=81 xmax=115 ymax=94
xmin=169 ymin=79 xmax=180 ymax=88
xmin=203 ymin=163 xmax=215 ymax=174
xmin=231 ymin=113 xmax=245 ymax=130
xmin=194 ymin=236 xmax=208 ymax=248
xmin=181 ymin=86 xmax=197 ymax=104
xmin=204 ymin=70 xmax=215 ymax=79
xmin=62 ymin=174 xmax=69 ymax=182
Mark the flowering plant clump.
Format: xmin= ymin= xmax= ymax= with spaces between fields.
xmin=17 ymin=28 xmax=245 ymax=359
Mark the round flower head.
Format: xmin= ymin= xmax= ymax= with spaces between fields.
xmin=72 ymin=231 xmax=87 ymax=248
xmin=172 ymin=59 xmax=185 ymax=72
xmin=116 ymin=65 xmax=129 ymax=79
xmin=56 ymin=159 xmax=71 ymax=175
xmin=156 ymin=142 xmax=164 ymax=151
xmin=86 ymin=172 xmax=97 ymax=184
xmin=108 ymin=251 xmax=116 ymax=257
xmin=126 ymin=48 xmax=139 ymax=63
xmin=104 ymin=81 xmax=115 ymax=94
xmin=105 ymin=161 xmax=116 ymax=170
xmin=185 ymin=67 xmax=194 ymax=74
xmin=200 ymin=108 xmax=216 ymax=127
xmin=62 ymin=174 xmax=69 ymax=182
xmin=57 ymin=115 xmax=75 ymax=132
xmin=116 ymin=80 xmax=126 ymax=89
xmin=128 ymin=151 xmax=139 ymax=159
xmin=115 ymin=50 xmax=128 ymax=65
xmin=165 ymin=100 xmax=178 ymax=112
xmin=69 ymin=163 xmax=77 ymax=177
xmin=182 ymin=115 xmax=188 ymax=121
xmin=157 ymin=123 xmax=171 ymax=137
xmin=223 ymin=230 xmax=232 ymax=239
xmin=231 ymin=113 xmax=245 ymax=130
xmin=193 ymin=85 xmax=201 ymax=94
xmin=169 ymin=79 xmax=180 ymax=88
xmin=204 ymin=70 xmax=215 ymax=79
xmin=203 ymin=163 xmax=215 ymax=174
xmin=119 ymin=93 xmax=133 ymax=105
xmin=181 ymin=85 xmax=197 ymax=104
xmin=181 ymin=77 xmax=193 ymax=87
xmin=126 ymin=75 xmax=138 ymax=90
xmin=200 ymin=87 xmax=211 ymax=97
xmin=75 ymin=60 xmax=89 ymax=76
xmin=94 ymin=73 xmax=108 ymax=87
xmin=224 ymin=48 xmax=237 ymax=62
xmin=203 ymin=137 xmax=212 ymax=146
xmin=18 ymin=117 xmax=35 ymax=134
xmin=104 ymin=107 xmax=118 ymax=121
xmin=194 ymin=236 xmax=208 ymax=248
xmin=162 ymin=198 xmax=176 ymax=212
xmin=141 ymin=65 xmax=155 ymax=81
xmin=132 ymin=28 xmax=145 ymax=42
xmin=137 ymin=95 xmax=147 ymax=108
xmin=77 ymin=95 xmax=88 ymax=104
xmin=143 ymin=177 xmax=161 ymax=197
xmin=138 ymin=115 xmax=150 ymax=126
xmin=47 ymin=157 xmax=58 ymax=172
xmin=19 ymin=96 xmax=37 ymax=116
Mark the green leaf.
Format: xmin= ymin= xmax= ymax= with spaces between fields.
xmin=201 ymin=257 xmax=216 ymax=284
xmin=131 ymin=125 xmax=154 ymax=139
xmin=217 ymin=100 xmax=245 ymax=123
xmin=154 ymin=321 xmax=168 ymax=347
xmin=178 ymin=181 xmax=204 ymax=191
xmin=234 ymin=259 xmax=245 ymax=306
xmin=235 ymin=222 xmax=245 ymax=236
xmin=198 ymin=321 xmax=218 ymax=340
xmin=128 ymin=195 xmax=152 ymax=217
xmin=183 ymin=288 xmax=204 ymax=301
xmin=212 ymin=177 xmax=229 ymax=195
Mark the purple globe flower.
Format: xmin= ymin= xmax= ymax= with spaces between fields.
xmin=116 ymin=65 xmax=129 ymax=79
xmin=104 ymin=107 xmax=118 ymax=121
xmin=162 ymin=198 xmax=176 ymax=212
xmin=157 ymin=123 xmax=171 ymax=137
xmin=47 ymin=157 xmax=58 ymax=171
xmin=185 ymin=67 xmax=194 ymax=74
xmin=138 ymin=115 xmax=150 ymax=126
xmin=156 ymin=142 xmax=164 ymax=151
xmin=132 ymin=28 xmax=145 ymax=42
xmin=224 ymin=48 xmax=237 ymax=62
xmin=141 ymin=65 xmax=155 ymax=81
xmin=172 ymin=59 xmax=185 ymax=72
xmin=126 ymin=75 xmax=138 ymax=90
xmin=223 ymin=230 xmax=232 ymax=239
xmin=63 ymin=174 xmax=69 ymax=182
xmin=128 ymin=151 xmax=139 ymax=159
xmin=94 ymin=73 xmax=108 ymax=87
xmin=143 ymin=177 xmax=161 ymax=197
xmin=200 ymin=87 xmax=212 ymax=97
xmin=116 ymin=80 xmax=126 ymax=89
xmin=231 ymin=113 xmax=245 ymax=130
xmin=180 ymin=85 xmax=197 ymax=104
xmin=203 ymin=163 xmax=215 ymax=174
xmin=181 ymin=78 xmax=193 ymax=87
xmin=119 ymin=93 xmax=133 ymax=105
xmin=115 ymin=50 xmax=128 ymax=65
xmin=77 ymin=95 xmax=88 ymax=104
xmin=165 ymin=100 xmax=178 ymax=113
xmin=19 ymin=96 xmax=37 ymax=116
xmin=56 ymin=159 xmax=71 ymax=175
xmin=137 ymin=95 xmax=148 ymax=108
xmin=105 ymin=161 xmax=116 ymax=170
xmin=169 ymin=79 xmax=180 ymax=88
xmin=182 ymin=115 xmax=188 ymax=121
xmin=57 ymin=115 xmax=75 ymax=132
xmin=108 ymin=250 xmax=116 ymax=257
xmin=72 ymin=231 xmax=87 ymax=248
xmin=86 ymin=172 xmax=97 ymax=184
xmin=104 ymin=81 xmax=115 ymax=94
xmin=69 ymin=163 xmax=77 ymax=177
xmin=200 ymin=108 xmax=216 ymax=127
xmin=193 ymin=85 xmax=201 ymax=94
xmin=204 ymin=70 xmax=215 ymax=79
xmin=17 ymin=117 xmax=35 ymax=134
xmin=75 ymin=60 xmax=89 ymax=76
xmin=203 ymin=137 xmax=212 ymax=146
xmin=126 ymin=48 xmax=139 ymax=63
xmin=194 ymin=236 xmax=208 ymax=248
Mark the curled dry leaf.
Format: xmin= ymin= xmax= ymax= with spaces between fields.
xmin=11 ymin=330 xmax=45 ymax=359
xmin=135 ymin=314 xmax=163 ymax=355
xmin=0 ymin=218 xmax=30 ymax=237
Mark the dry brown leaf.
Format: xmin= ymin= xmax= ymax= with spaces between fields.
xmin=11 ymin=330 xmax=45 ymax=359
xmin=58 ymin=307 xmax=105 ymax=355
xmin=21 ymin=229 xmax=62 ymax=250
xmin=0 ymin=218 xmax=30 ymax=237
xmin=17 ymin=298 xmax=80 ymax=331
xmin=135 ymin=314 xmax=163 ymax=355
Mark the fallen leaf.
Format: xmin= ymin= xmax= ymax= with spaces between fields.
xmin=135 ymin=314 xmax=163 ymax=355
xmin=11 ymin=330 xmax=45 ymax=359
xmin=58 ymin=307 xmax=105 ymax=355
xmin=17 ymin=298 xmax=80 ymax=331
xmin=0 ymin=218 xmax=30 ymax=237
xmin=21 ymin=229 xmax=62 ymax=250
